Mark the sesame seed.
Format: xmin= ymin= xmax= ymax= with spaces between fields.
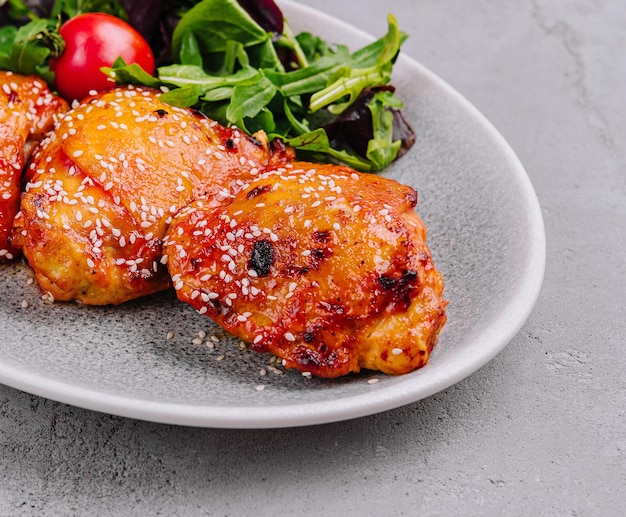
xmin=267 ymin=365 xmax=283 ymax=375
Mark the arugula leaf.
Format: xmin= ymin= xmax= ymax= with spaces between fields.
xmin=248 ymin=107 xmax=275 ymax=133
xmin=273 ymin=20 xmax=308 ymax=69
xmin=281 ymin=96 xmax=309 ymax=135
xmin=0 ymin=18 xmax=61 ymax=78
xmin=309 ymin=14 xmax=402 ymax=114
xmin=280 ymin=128 xmax=373 ymax=172
xmin=104 ymin=57 xmax=162 ymax=87
xmin=160 ymin=84 xmax=204 ymax=107
xmin=12 ymin=39 xmax=50 ymax=74
xmin=218 ymin=39 xmax=246 ymax=74
xmin=171 ymin=0 xmax=269 ymax=60
xmin=294 ymin=31 xmax=330 ymax=64
xmin=226 ymin=70 xmax=277 ymax=126
xmin=0 ymin=25 xmax=17 ymax=56
xmin=246 ymin=35 xmax=282 ymax=70
xmin=365 ymin=90 xmax=402 ymax=170
xmin=157 ymin=62 xmax=259 ymax=90
xmin=197 ymin=97 xmax=228 ymax=123
xmin=263 ymin=49 xmax=352 ymax=97
xmin=178 ymin=30 xmax=203 ymax=67
xmin=201 ymin=85 xmax=233 ymax=102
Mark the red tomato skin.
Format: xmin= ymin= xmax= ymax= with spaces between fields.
xmin=50 ymin=13 xmax=155 ymax=101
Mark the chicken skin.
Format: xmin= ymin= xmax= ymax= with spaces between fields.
xmin=11 ymin=86 xmax=293 ymax=304
xmin=165 ymin=162 xmax=447 ymax=377
xmin=0 ymin=71 xmax=68 ymax=261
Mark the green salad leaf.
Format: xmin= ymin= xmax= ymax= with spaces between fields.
xmin=0 ymin=18 xmax=62 ymax=79
xmin=171 ymin=0 xmax=270 ymax=60
xmin=1 ymin=0 xmax=415 ymax=172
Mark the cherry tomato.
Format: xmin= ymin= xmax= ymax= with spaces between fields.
xmin=50 ymin=13 xmax=155 ymax=101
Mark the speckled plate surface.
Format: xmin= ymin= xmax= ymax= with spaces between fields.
xmin=0 ymin=1 xmax=545 ymax=428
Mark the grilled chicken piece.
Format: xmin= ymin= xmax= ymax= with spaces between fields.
xmin=0 ymin=71 xmax=68 ymax=261
xmin=10 ymin=86 xmax=293 ymax=304
xmin=165 ymin=162 xmax=447 ymax=377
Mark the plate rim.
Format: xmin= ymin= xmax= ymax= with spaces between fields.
xmin=0 ymin=0 xmax=546 ymax=428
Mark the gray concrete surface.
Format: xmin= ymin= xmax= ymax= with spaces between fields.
xmin=1 ymin=0 xmax=625 ymax=515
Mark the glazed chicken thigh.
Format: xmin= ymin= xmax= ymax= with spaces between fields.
xmin=0 ymin=71 xmax=68 ymax=261
xmin=11 ymin=86 xmax=292 ymax=304
xmin=165 ymin=162 xmax=447 ymax=377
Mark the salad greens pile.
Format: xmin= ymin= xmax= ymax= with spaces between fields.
xmin=0 ymin=0 xmax=416 ymax=172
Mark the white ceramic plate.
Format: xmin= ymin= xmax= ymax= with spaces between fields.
xmin=0 ymin=1 xmax=545 ymax=428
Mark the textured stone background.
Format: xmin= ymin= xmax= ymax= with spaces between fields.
xmin=1 ymin=1 xmax=625 ymax=515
